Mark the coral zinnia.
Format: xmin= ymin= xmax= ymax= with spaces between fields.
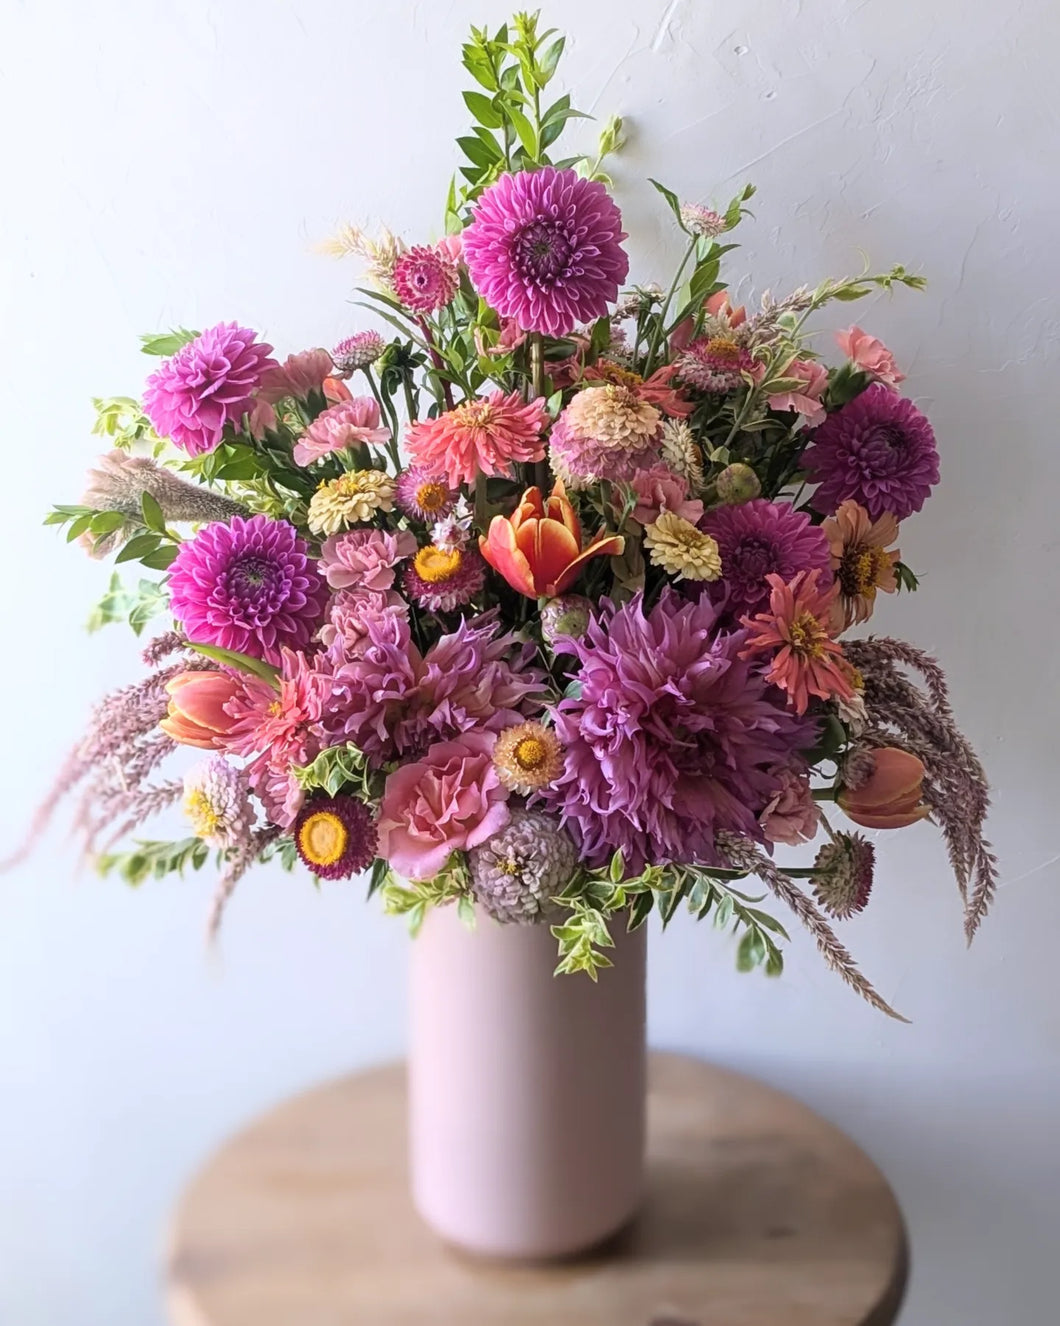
xmin=168 ymin=515 xmax=327 ymax=664
xmin=307 ymin=470 xmax=396 ymax=535
xmin=701 ymin=499 xmax=832 ymax=620
xmin=294 ymin=794 xmax=378 ymax=879
xmin=391 ymin=244 xmax=460 ymax=315
xmin=143 ymin=322 xmax=277 ymax=457
xmin=543 ymin=590 xmax=816 ymax=872
xmin=402 ymin=545 xmax=487 ymax=612
xmin=406 ymin=391 xmax=547 ymax=487
xmin=740 ymin=569 xmax=854 ymax=715
xmin=802 ymin=382 xmax=940 ymax=520
xmin=822 ymin=499 xmax=901 ymax=627
xmin=462 ymin=166 xmax=629 ymax=337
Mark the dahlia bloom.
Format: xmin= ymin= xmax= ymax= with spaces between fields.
xmin=319 ymin=587 xmax=407 ymax=659
xmin=293 ymin=794 xmax=377 ymax=879
xmin=319 ymin=610 xmax=423 ymax=765
xmin=391 ymin=244 xmax=460 ymax=315
xmin=837 ymin=746 xmax=930 ymax=829
xmin=168 ymin=515 xmax=327 ymax=664
xmin=462 ymin=166 xmax=629 ymax=336
xmin=701 ymin=499 xmax=832 ymax=620
xmin=377 ymin=731 xmax=510 ymax=880
xmin=332 ymin=330 xmax=386 ymax=375
xmin=406 ymin=391 xmax=547 ymax=487
xmin=468 ymin=808 xmax=577 ymax=923
xmin=759 ymin=766 xmax=819 ymax=847
xmin=492 ymin=720 xmax=565 ymax=794
xmin=292 ymin=397 xmax=390 ymax=466
xmin=159 ymin=670 xmax=244 ymax=749
xmin=643 ymin=512 xmax=722 ymax=581
xmin=143 ymin=322 xmax=277 ymax=457
xmin=394 ymin=466 xmax=458 ymax=523
xmin=836 ymin=326 xmax=905 ymax=389
xmin=767 ymin=358 xmax=828 ymax=425
xmin=802 ymin=383 xmax=940 ymax=520
xmin=183 ymin=756 xmax=255 ymax=846
xmin=402 ymin=545 xmax=487 ymax=612
xmin=630 ymin=465 xmax=704 ymax=527
xmin=740 ymin=569 xmax=854 ymax=715
xmin=812 ymin=832 xmax=876 ymax=919
xmin=543 ymin=591 xmax=817 ymax=872
xmin=822 ymin=500 xmax=901 ymax=627
xmin=306 ymin=470 xmax=396 ymax=535
xmin=318 ymin=528 xmax=417 ymax=592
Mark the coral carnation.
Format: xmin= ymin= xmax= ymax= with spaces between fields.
xmin=406 ymin=391 xmax=547 ymax=487
xmin=759 ymin=766 xmax=819 ymax=846
xmin=701 ymin=499 xmax=832 ymax=620
xmin=836 ymin=326 xmax=905 ymax=389
xmin=767 ymin=358 xmax=828 ymax=425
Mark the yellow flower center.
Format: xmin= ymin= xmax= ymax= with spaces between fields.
xmin=184 ymin=788 xmax=221 ymax=838
xmin=414 ymin=545 xmax=463 ymax=584
xmin=498 ymin=856 xmax=521 ymax=876
xmin=415 ymin=481 xmax=449 ymax=513
xmin=602 ymin=364 xmax=644 ymax=389
xmin=513 ymin=735 xmax=548 ymax=772
xmin=788 ymin=611 xmax=827 ymax=659
xmin=454 ymin=401 xmax=496 ymax=429
xmin=297 ymin=811 xmax=348 ymax=867
xmin=840 ymin=545 xmax=888 ymax=597
xmin=708 ymin=336 xmax=741 ymax=362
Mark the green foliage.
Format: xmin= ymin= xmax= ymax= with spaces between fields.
xmin=894 ymin=561 xmax=920 ymax=593
xmin=292 ymin=744 xmax=376 ymax=800
xmin=91 ymin=396 xmax=164 ymax=453
xmin=382 ymin=854 xmax=473 ymax=936
xmin=97 ymin=837 xmax=211 ymax=886
xmin=188 ymin=643 xmax=280 ymax=685
xmin=86 ymin=572 xmax=168 ymax=636
xmin=259 ymin=836 xmax=299 ymax=871
xmin=139 ymin=328 xmax=200 ymax=356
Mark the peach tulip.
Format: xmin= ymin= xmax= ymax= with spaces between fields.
xmin=159 ymin=670 xmax=243 ymax=750
xmin=479 ymin=481 xmax=624 ymax=600
xmin=838 ymin=747 xmax=930 ymax=829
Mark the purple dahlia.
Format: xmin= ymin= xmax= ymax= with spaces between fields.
xmin=542 ymin=591 xmax=817 ymax=873
xmin=168 ymin=515 xmax=327 ymax=664
xmin=700 ymin=499 xmax=832 ymax=620
xmin=802 ymin=383 xmax=940 ymax=520
xmin=462 ymin=166 xmax=629 ymax=337
xmin=142 ymin=322 xmax=277 ymax=457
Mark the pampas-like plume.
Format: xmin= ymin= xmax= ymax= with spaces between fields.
xmin=207 ymin=826 xmax=279 ymax=940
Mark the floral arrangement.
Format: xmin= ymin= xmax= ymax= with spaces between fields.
xmin=20 ymin=14 xmax=996 ymax=1019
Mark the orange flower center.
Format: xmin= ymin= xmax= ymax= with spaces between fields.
xmin=297 ymin=811 xmax=348 ymax=867
xmin=600 ymin=363 xmax=644 ymax=389
xmin=840 ymin=545 xmax=888 ymax=597
xmin=513 ymin=735 xmax=548 ymax=771
xmin=415 ymin=481 xmax=449 ymax=513
xmin=453 ymin=401 xmax=496 ymax=429
xmin=708 ymin=336 xmax=741 ymax=362
xmin=414 ymin=545 xmax=462 ymax=584
xmin=788 ymin=611 xmax=827 ymax=659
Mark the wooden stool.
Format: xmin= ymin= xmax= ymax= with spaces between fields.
xmin=166 ymin=1052 xmax=907 ymax=1325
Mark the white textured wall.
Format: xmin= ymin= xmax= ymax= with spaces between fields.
xmin=2 ymin=2 xmax=1057 ymax=1322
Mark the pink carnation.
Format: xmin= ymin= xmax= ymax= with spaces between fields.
xmin=318 ymin=528 xmax=417 ymax=591
xmin=377 ymin=731 xmax=510 ymax=880
xmin=631 ymin=465 xmax=704 ymax=527
xmin=835 ymin=326 xmax=905 ymax=390
xmin=260 ymin=349 xmax=334 ymax=402
xmin=292 ymin=397 xmax=391 ymax=466
xmin=767 ymin=359 xmax=829 ymax=425
xmin=759 ymin=767 xmax=820 ymax=846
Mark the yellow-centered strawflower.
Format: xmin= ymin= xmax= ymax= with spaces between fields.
xmin=307 ymin=470 xmax=396 ymax=535
xmin=644 ymin=511 xmax=723 ymax=581
xmin=493 ymin=721 xmax=565 ymax=793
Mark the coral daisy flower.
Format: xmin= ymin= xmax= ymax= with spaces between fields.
xmin=406 ymin=391 xmax=547 ymax=487
xmin=740 ymin=569 xmax=855 ymax=715
xmin=822 ymin=500 xmax=901 ymax=627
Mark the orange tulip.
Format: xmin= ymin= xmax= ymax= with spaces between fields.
xmin=159 ymin=670 xmax=243 ymax=750
xmin=838 ymin=747 xmax=930 ymax=830
xmin=479 ymin=481 xmax=625 ymax=600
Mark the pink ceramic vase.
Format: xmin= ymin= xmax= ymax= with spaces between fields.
xmin=408 ymin=904 xmax=647 ymax=1260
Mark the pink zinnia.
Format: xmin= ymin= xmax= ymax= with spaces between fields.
xmin=462 ymin=166 xmax=629 ymax=337
xmin=767 ymin=358 xmax=829 ymax=425
xmin=318 ymin=528 xmax=417 ymax=592
xmin=740 ymin=569 xmax=855 ymax=715
xmin=392 ymin=244 xmax=460 ymax=315
xmin=143 ymin=322 xmax=277 ymax=457
xmin=292 ymin=397 xmax=390 ymax=466
xmin=836 ymin=326 xmax=905 ymax=390
xmin=406 ymin=391 xmax=547 ymax=487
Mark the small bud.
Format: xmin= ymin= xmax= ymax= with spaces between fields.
xmin=540 ymin=595 xmax=593 ymax=651
xmin=715 ymin=462 xmax=761 ymax=505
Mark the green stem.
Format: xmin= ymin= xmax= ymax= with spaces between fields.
xmin=643 ymin=237 xmax=697 ymax=376
xmin=474 ymin=469 xmax=488 ymax=534
xmin=417 ymin=317 xmax=455 ymax=411
xmin=363 ymin=368 xmax=403 ymax=472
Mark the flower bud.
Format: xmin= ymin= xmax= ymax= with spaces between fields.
xmin=715 ymin=462 xmax=761 ymax=505
xmin=540 ymin=594 xmax=593 ymax=650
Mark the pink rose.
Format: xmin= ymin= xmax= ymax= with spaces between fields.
xmin=292 ymin=397 xmax=391 ymax=466
xmin=260 ymin=349 xmax=334 ymax=403
xmin=835 ymin=326 xmax=905 ymax=390
xmin=378 ymin=731 xmax=510 ymax=880
xmin=767 ymin=359 xmax=829 ymax=426
xmin=759 ymin=767 xmax=820 ymax=847
xmin=474 ymin=316 xmax=528 ymax=359
xmin=319 ymin=528 xmax=418 ymax=592
xmin=631 ymin=465 xmax=704 ymax=526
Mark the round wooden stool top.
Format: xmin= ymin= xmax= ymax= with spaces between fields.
xmin=166 ymin=1052 xmax=907 ymax=1326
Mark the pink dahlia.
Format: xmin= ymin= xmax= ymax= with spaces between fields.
xmin=543 ymin=591 xmax=817 ymax=872
xmin=406 ymin=391 xmax=547 ymax=487
xmin=292 ymin=397 xmax=390 ymax=466
xmin=318 ymin=528 xmax=417 ymax=592
xmin=767 ymin=358 xmax=829 ymax=425
xmin=168 ymin=515 xmax=327 ymax=664
xmin=377 ymin=731 xmax=510 ymax=880
xmin=143 ymin=322 xmax=277 ymax=457
xmin=802 ymin=383 xmax=940 ymax=520
xmin=700 ymin=499 xmax=832 ymax=620
xmin=462 ymin=166 xmax=629 ymax=337
xmin=319 ymin=587 xmax=407 ymax=660
xmin=392 ymin=244 xmax=460 ymax=315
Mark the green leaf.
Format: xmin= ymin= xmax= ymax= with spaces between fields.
xmin=140 ymin=328 xmax=199 ymax=357
xmin=648 ymin=177 xmax=685 ymax=228
xmin=189 ymin=643 xmax=280 ymax=685
xmin=463 ymin=90 xmax=504 ymax=129
xmin=627 ymin=890 xmax=655 ymax=931
xmin=539 ymin=35 xmax=565 ymax=83
xmin=139 ymin=545 xmax=179 ymax=571
xmin=140 ymin=492 xmax=166 ymax=533
xmin=457 ymin=134 xmax=498 ymax=169
xmin=114 ymin=533 xmax=160 ymax=564
xmin=507 ymin=104 xmax=538 ymax=159
xmin=65 ymin=514 xmax=94 ymax=542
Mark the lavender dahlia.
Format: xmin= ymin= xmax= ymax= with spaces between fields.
xmin=701 ymin=499 xmax=832 ymax=619
xmin=168 ymin=515 xmax=327 ymax=664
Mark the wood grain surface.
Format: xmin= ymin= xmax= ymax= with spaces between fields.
xmin=166 ymin=1052 xmax=907 ymax=1326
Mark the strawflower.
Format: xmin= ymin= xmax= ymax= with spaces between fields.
xmin=394 ymin=466 xmax=458 ymax=523
xmin=392 ymin=244 xmax=460 ymax=315
xmin=406 ymin=391 xmax=547 ymax=487
xmin=677 ymin=332 xmax=757 ymax=394
xmin=307 ymin=470 xmax=396 ymax=535
xmin=679 ymin=203 xmax=727 ymax=237
xmin=402 ymin=545 xmax=487 ymax=612
xmin=492 ymin=721 xmax=564 ymax=794
xmin=332 ymin=330 xmax=386 ymax=375
xmin=294 ymin=794 xmax=377 ymax=879
xmin=823 ymin=500 xmax=901 ymax=627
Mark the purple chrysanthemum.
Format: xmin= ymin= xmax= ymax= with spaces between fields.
xmin=700 ymin=499 xmax=832 ymax=619
xmin=543 ymin=591 xmax=817 ymax=873
xmin=168 ymin=515 xmax=328 ymax=664
xmin=462 ymin=166 xmax=629 ymax=337
xmin=142 ymin=322 xmax=277 ymax=457
xmin=394 ymin=465 xmax=458 ymax=523
xmin=802 ymin=383 xmax=940 ymax=520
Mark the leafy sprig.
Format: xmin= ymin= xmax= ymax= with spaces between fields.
xmin=97 ymin=837 xmax=212 ymax=886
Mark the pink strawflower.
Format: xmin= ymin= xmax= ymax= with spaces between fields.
xmin=406 ymin=391 xmax=547 ymax=487
xmin=143 ymin=322 xmax=277 ymax=457
xmin=319 ymin=587 xmax=407 ymax=660
xmin=168 ymin=515 xmax=327 ymax=665
xmin=462 ymin=166 xmax=629 ymax=337
xmin=759 ymin=766 xmax=820 ymax=846
xmin=740 ymin=569 xmax=855 ymax=715
xmin=768 ymin=358 xmax=829 ymax=425
xmin=630 ymin=465 xmax=704 ymax=527
xmin=402 ymin=546 xmax=487 ymax=612
xmin=292 ymin=397 xmax=390 ymax=466
xmin=700 ymin=499 xmax=832 ymax=620
xmin=836 ymin=326 xmax=905 ymax=390
xmin=392 ymin=244 xmax=460 ymax=315
xmin=377 ymin=731 xmax=511 ymax=880
xmin=677 ymin=333 xmax=758 ymax=394
xmin=318 ymin=528 xmax=417 ymax=592
xmin=394 ymin=466 xmax=458 ymax=523
xmin=259 ymin=349 xmax=333 ymax=402
xmin=332 ymin=331 xmax=386 ymax=376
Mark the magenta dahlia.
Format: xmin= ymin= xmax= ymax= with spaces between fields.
xmin=543 ymin=591 xmax=817 ymax=873
xmin=142 ymin=322 xmax=277 ymax=457
xmin=168 ymin=515 xmax=328 ymax=664
xmin=462 ymin=166 xmax=629 ymax=337
xmin=392 ymin=244 xmax=460 ymax=315
xmin=700 ymin=499 xmax=832 ymax=619
xmin=802 ymin=383 xmax=940 ymax=520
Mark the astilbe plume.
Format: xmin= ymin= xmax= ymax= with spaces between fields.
xmin=842 ymin=637 xmax=998 ymax=941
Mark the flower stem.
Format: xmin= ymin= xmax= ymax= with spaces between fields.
xmin=417 ymin=317 xmax=455 ymax=411
xmin=644 ymin=236 xmax=697 ymax=376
